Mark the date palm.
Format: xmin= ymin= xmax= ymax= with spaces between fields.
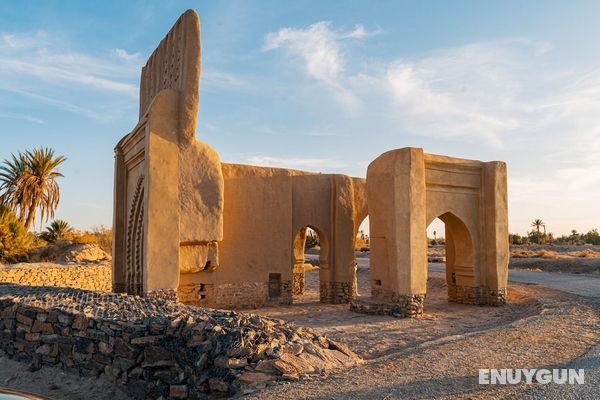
xmin=531 ymin=218 xmax=546 ymax=244
xmin=531 ymin=219 xmax=545 ymax=235
xmin=41 ymin=219 xmax=73 ymax=242
xmin=0 ymin=148 xmax=66 ymax=230
xmin=0 ymin=153 xmax=28 ymax=217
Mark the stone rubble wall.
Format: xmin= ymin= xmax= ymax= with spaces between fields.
xmin=320 ymin=282 xmax=353 ymax=304
xmin=447 ymin=284 xmax=507 ymax=306
xmin=0 ymin=285 xmax=361 ymax=399
xmin=0 ymin=263 xmax=111 ymax=292
xmin=182 ymin=282 xmax=293 ymax=309
xmin=350 ymin=290 xmax=426 ymax=318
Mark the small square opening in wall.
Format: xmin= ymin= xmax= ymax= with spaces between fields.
xmin=374 ymin=279 xmax=382 ymax=286
xmin=198 ymin=283 xmax=205 ymax=292
xmin=268 ymin=273 xmax=282 ymax=298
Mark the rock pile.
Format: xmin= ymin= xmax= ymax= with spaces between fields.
xmin=0 ymin=284 xmax=361 ymax=399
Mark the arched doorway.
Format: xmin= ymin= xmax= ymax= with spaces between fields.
xmin=354 ymin=216 xmax=370 ymax=297
xmin=292 ymin=226 xmax=328 ymax=303
xmin=427 ymin=212 xmax=476 ymax=303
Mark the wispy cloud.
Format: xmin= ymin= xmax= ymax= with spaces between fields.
xmin=1 ymin=31 xmax=53 ymax=49
xmin=246 ymin=155 xmax=346 ymax=170
xmin=1 ymin=86 xmax=113 ymax=122
xmin=0 ymin=31 xmax=140 ymax=120
xmin=202 ymin=70 xmax=249 ymax=89
xmin=263 ymin=22 xmax=600 ymax=232
xmin=0 ymin=111 xmax=43 ymax=124
xmin=263 ymin=22 xmax=379 ymax=112
xmin=113 ymin=48 xmax=140 ymax=62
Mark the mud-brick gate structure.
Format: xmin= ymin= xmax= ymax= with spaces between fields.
xmin=112 ymin=10 xmax=367 ymax=307
xmin=351 ymin=147 xmax=509 ymax=317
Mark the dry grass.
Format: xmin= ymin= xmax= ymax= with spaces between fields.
xmin=427 ymin=244 xmax=600 ymax=260
xmin=511 ymin=247 xmax=600 ymax=259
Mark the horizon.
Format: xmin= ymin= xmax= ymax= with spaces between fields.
xmin=1 ymin=0 xmax=600 ymax=237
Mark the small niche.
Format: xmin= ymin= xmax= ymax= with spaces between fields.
xmin=268 ymin=273 xmax=282 ymax=298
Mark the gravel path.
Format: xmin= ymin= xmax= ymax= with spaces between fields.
xmin=520 ymin=342 xmax=600 ymax=399
xmin=246 ymin=284 xmax=600 ymax=399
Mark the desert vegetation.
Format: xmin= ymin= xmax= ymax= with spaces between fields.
xmin=0 ymin=148 xmax=111 ymax=263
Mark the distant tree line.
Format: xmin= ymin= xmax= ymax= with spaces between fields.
xmin=509 ymin=219 xmax=600 ymax=245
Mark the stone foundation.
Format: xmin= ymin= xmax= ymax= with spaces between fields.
xmin=0 ymin=263 xmax=111 ymax=292
xmin=447 ymin=284 xmax=507 ymax=306
xmin=350 ymin=291 xmax=425 ymax=318
xmin=319 ymin=281 xmax=353 ymax=304
xmin=146 ymin=289 xmax=178 ymax=302
xmin=292 ymin=272 xmax=305 ymax=295
xmin=180 ymin=281 xmax=293 ymax=309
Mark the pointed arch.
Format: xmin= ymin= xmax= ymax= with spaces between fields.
xmin=126 ymin=175 xmax=145 ymax=295
xmin=433 ymin=211 xmax=477 ymax=302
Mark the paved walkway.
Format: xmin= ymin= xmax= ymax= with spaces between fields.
xmin=428 ymin=264 xmax=600 ymax=298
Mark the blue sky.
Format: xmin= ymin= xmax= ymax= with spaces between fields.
xmin=1 ymin=0 xmax=600 ymax=236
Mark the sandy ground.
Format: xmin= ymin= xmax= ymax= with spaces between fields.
xmin=0 ymin=355 xmax=131 ymax=400
xmin=247 ymin=277 xmax=600 ymax=399
xmin=248 ymin=266 xmax=542 ymax=359
xmin=0 ymin=261 xmax=598 ymax=399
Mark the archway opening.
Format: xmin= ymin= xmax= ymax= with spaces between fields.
xmin=354 ymin=216 xmax=370 ymax=297
xmin=427 ymin=212 xmax=475 ymax=302
xmin=292 ymin=226 xmax=328 ymax=303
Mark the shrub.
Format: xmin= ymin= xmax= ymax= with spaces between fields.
xmin=0 ymin=205 xmax=33 ymax=261
xmin=40 ymin=219 xmax=73 ymax=243
xmin=509 ymin=233 xmax=527 ymax=245
xmin=72 ymin=225 xmax=112 ymax=254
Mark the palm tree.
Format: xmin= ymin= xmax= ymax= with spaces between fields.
xmin=0 ymin=148 xmax=66 ymax=230
xmin=41 ymin=219 xmax=73 ymax=243
xmin=531 ymin=219 xmax=546 ymax=243
xmin=0 ymin=153 xmax=28 ymax=220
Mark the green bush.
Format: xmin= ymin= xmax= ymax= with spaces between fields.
xmin=0 ymin=205 xmax=33 ymax=261
xmin=40 ymin=219 xmax=73 ymax=243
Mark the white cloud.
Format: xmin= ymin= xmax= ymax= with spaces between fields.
xmin=246 ymin=155 xmax=346 ymax=171
xmin=263 ymin=22 xmax=600 ymax=233
xmin=0 ymin=33 xmax=140 ymax=93
xmin=113 ymin=48 xmax=140 ymax=62
xmin=382 ymin=42 xmax=527 ymax=146
xmin=0 ymin=31 xmax=141 ymax=120
xmin=1 ymin=31 xmax=52 ymax=49
xmin=342 ymin=24 xmax=382 ymax=40
xmin=263 ymin=21 xmax=379 ymax=112
xmin=0 ymin=111 xmax=43 ymax=124
xmin=264 ymin=22 xmax=344 ymax=85
xmin=0 ymin=57 xmax=138 ymax=95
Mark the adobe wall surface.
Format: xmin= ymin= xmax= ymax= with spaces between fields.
xmin=0 ymin=263 xmax=111 ymax=292
xmin=360 ymin=147 xmax=508 ymax=318
xmin=179 ymin=164 xmax=366 ymax=309
xmin=113 ymin=10 xmax=224 ymax=298
xmin=0 ymin=284 xmax=360 ymax=399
